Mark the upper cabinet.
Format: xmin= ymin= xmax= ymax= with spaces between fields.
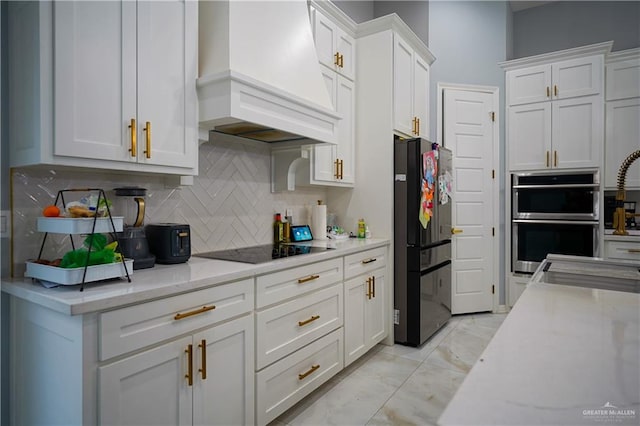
xmin=312 ymin=4 xmax=355 ymax=81
xmin=8 ymin=1 xmax=198 ymax=176
xmin=393 ymin=33 xmax=431 ymax=138
xmin=604 ymin=48 xmax=640 ymax=189
xmin=507 ymin=56 xmax=602 ymax=106
xmin=502 ymin=42 xmax=612 ymax=171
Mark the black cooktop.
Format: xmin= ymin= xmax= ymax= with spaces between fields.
xmin=194 ymin=244 xmax=333 ymax=264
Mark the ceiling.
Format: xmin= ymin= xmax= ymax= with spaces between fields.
xmin=509 ymin=1 xmax=554 ymax=12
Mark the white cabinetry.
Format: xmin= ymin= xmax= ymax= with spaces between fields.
xmin=343 ymin=247 xmax=387 ymax=367
xmin=255 ymin=257 xmax=344 ymax=425
xmin=8 ymin=0 xmax=197 ymax=176
xmin=393 ymin=33 xmax=430 ymax=138
xmin=307 ymin=1 xmax=356 ymax=186
xmin=603 ymin=238 xmax=640 ymax=261
xmin=503 ymin=42 xmax=610 ymax=171
xmin=604 ymin=48 xmax=640 ymax=189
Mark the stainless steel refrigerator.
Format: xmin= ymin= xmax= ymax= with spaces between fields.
xmin=394 ymin=137 xmax=452 ymax=347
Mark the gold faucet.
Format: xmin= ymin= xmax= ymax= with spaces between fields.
xmin=613 ymin=149 xmax=640 ymax=235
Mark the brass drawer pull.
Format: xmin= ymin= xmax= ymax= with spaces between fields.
xmin=546 ymin=86 xmax=550 ymax=97
xmin=129 ymin=118 xmax=137 ymax=157
xmin=546 ymin=150 xmax=550 ymax=167
xmin=627 ymin=249 xmax=640 ymax=253
xmin=334 ymin=52 xmax=340 ymax=66
xmin=366 ymin=277 xmax=372 ymax=299
xmin=361 ymin=258 xmax=377 ymax=264
xmin=198 ymin=339 xmax=207 ymax=380
xmin=298 ymin=274 xmax=320 ymax=284
xmin=174 ymin=305 xmax=216 ymax=320
xmin=298 ymin=315 xmax=320 ymax=327
xmin=143 ymin=121 xmax=151 ymax=159
xmin=185 ymin=344 xmax=193 ymax=386
xmin=298 ymin=364 xmax=320 ymax=380
xmin=372 ymin=276 xmax=376 ymax=298
xmin=554 ymin=150 xmax=558 ymax=167
xmin=554 ymin=85 xmax=558 ymax=96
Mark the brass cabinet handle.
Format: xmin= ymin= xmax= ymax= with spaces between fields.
xmin=372 ymin=276 xmax=376 ymax=298
xmin=339 ymin=53 xmax=344 ymax=68
xmin=546 ymin=86 xmax=550 ymax=97
xmin=334 ymin=159 xmax=340 ymax=179
xmin=298 ymin=274 xmax=320 ymax=284
xmin=339 ymin=159 xmax=344 ymax=180
xmin=143 ymin=121 xmax=151 ymax=159
xmin=554 ymin=85 xmax=558 ymax=97
xmin=198 ymin=339 xmax=207 ymax=380
xmin=416 ymin=118 xmax=420 ymax=136
xmin=298 ymin=315 xmax=320 ymax=327
xmin=554 ymin=150 xmax=558 ymax=167
xmin=174 ymin=305 xmax=216 ymax=320
xmin=451 ymin=228 xmax=463 ymax=234
xmin=129 ymin=118 xmax=137 ymax=157
xmin=627 ymin=249 xmax=640 ymax=253
xmin=185 ymin=344 xmax=193 ymax=386
xmin=298 ymin=364 xmax=320 ymax=380
xmin=412 ymin=117 xmax=417 ymax=135
xmin=366 ymin=277 xmax=372 ymax=299
xmin=546 ymin=151 xmax=550 ymax=167
xmin=334 ymin=52 xmax=340 ymax=66
xmin=361 ymin=258 xmax=377 ymax=264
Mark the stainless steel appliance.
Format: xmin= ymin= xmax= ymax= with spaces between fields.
xmin=145 ymin=223 xmax=191 ymax=264
xmin=194 ymin=244 xmax=333 ymax=264
xmin=394 ymin=137 xmax=452 ymax=347
xmin=511 ymin=170 xmax=599 ymax=274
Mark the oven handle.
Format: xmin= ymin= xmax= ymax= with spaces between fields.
xmin=512 ymin=183 xmax=599 ymax=189
xmin=513 ymin=219 xmax=599 ymax=225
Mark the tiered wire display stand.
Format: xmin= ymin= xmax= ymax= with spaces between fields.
xmin=25 ymin=188 xmax=132 ymax=291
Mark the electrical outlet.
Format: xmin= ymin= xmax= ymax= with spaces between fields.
xmin=285 ymin=208 xmax=293 ymax=217
xmin=1 ymin=210 xmax=10 ymax=239
xmin=394 ymin=309 xmax=400 ymax=325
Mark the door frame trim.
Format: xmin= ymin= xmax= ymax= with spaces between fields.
xmin=436 ymin=82 xmax=501 ymax=313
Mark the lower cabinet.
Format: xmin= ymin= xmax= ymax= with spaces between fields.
xmin=99 ymin=315 xmax=254 ymax=426
xmin=344 ymin=266 xmax=386 ymax=366
xmin=603 ymin=239 xmax=640 ymax=261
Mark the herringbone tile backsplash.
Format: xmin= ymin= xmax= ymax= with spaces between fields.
xmin=11 ymin=138 xmax=327 ymax=277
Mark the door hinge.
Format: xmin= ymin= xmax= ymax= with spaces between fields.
xmin=492 ymin=285 xmax=495 ymax=294
xmin=490 ymin=111 xmax=495 ymax=122
xmin=492 ymin=227 xmax=495 ymax=236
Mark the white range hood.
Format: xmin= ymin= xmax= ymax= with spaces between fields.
xmin=197 ymin=0 xmax=340 ymax=146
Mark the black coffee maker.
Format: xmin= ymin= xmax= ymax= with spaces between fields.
xmin=113 ymin=187 xmax=155 ymax=269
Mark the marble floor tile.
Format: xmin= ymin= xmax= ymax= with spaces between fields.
xmin=272 ymin=313 xmax=508 ymax=426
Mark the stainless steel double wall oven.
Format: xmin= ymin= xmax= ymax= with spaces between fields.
xmin=512 ymin=170 xmax=599 ymax=274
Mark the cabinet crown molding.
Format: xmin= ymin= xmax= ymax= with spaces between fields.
xmin=356 ymin=14 xmax=435 ymax=65
xmin=500 ymin=41 xmax=613 ymax=71
xmin=606 ymin=47 xmax=640 ymax=64
xmin=309 ymin=0 xmax=357 ymax=37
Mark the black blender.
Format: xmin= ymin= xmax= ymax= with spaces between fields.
xmin=113 ymin=187 xmax=156 ymax=269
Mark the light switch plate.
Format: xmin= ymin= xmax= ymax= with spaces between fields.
xmin=1 ymin=210 xmax=10 ymax=239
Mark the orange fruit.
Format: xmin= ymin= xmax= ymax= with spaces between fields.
xmin=43 ymin=205 xmax=61 ymax=217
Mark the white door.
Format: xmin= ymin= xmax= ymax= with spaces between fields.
xmin=552 ymin=95 xmax=602 ymax=169
xmin=443 ymin=88 xmax=496 ymax=314
xmin=137 ymin=0 xmax=197 ymax=168
xmin=99 ymin=336 xmax=193 ymax=426
xmin=193 ymin=315 xmax=254 ymax=426
xmin=343 ymin=275 xmax=367 ymax=366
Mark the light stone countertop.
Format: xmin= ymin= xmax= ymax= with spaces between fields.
xmin=1 ymin=238 xmax=389 ymax=316
xmin=438 ymin=261 xmax=640 ymax=426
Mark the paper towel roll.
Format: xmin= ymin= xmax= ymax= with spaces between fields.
xmin=311 ymin=204 xmax=327 ymax=240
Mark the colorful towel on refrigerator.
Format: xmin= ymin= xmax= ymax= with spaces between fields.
xmin=420 ymin=150 xmax=437 ymax=228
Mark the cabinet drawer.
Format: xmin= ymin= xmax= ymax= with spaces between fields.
xmin=256 ymin=257 xmax=342 ymax=308
xmin=604 ymin=240 xmax=640 ymax=261
xmin=99 ymin=279 xmax=253 ymax=360
xmin=344 ymin=247 xmax=387 ymax=280
xmin=256 ymin=328 xmax=343 ymax=425
xmin=256 ymin=283 xmax=343 ymax=369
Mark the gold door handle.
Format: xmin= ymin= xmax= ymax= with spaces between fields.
xmin=627 ymin=249 xmax=640 ymax=253
xmin=174 ymin=305 xmax=216 ymax=320
xmin=334 ymin=52 xmax=340 ymax=67
xmin=451 ymin=228 xmax=463 ymax=234
xmin=554 ymin=85 xmax=558 ymax=97
xmin=361 ymin=258 xmax=377 ymax=264
xmin=546 ymin=151 xmax=550 ymax=167
xmin=412 ymin=117 xmax=417 ymax=135
xmin=339 ymin=53 xmax=344 ymax=68
xmin=546 ymin=86 xmax=550 ymax=97
xmin=372 ymin=276 xmax=375 ymax=298
xmin=129 ymin=118 xmax=137 ymax=157
xmin=366 ymin=277 xmax=372 ymax=299
xmin=298 ymin=274 xmax=320 ymax=284
xmin=298 ymin=364 xmax=320 ymax=380
xmin=416 ymin=118 xmax=420 ymax=136
xmin=298 ymin=315 xmax=320 ymax=327
xmin=334 ymin=159 xmax=340 ymax=179
xmin=185 ymin=344 xmax=193 ymax=386
xmin=198 ymin=339 xmax=207 ymax=380
xmin=554 ymin=150 xmax=558 ymax=167
xmin=339 ymin=159 xmax=344 ymax=179
xmin=143 ymin=121 xmax=151 ymax=159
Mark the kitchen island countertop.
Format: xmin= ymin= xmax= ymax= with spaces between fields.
xmin=1 ymin=238 xmax=389 ymax=316
xmin=439 ymin=256 xmax=640 ymax=426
